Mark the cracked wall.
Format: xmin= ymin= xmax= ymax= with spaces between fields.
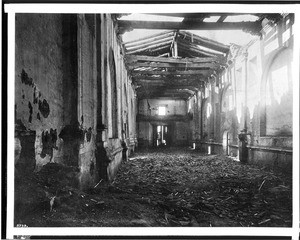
xmin=15 ymin=13 xmax=137 ymax=189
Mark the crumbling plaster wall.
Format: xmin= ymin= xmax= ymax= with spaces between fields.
xmin=15 ymin=14 xmax=68 ymax=172
xmin=101 ymin=14 xmax=137 ymax=181
xmin=76 ymin=14 xmax=98 ymax=189
xmin=15 ymin=14 xmax=100 ymax=189
xmin=15 ymin=13 xmax=137 ymax=189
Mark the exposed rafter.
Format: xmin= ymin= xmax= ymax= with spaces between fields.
xmin=217 ymin=15 xmax=227 ymax=22
xmin=144 ymin=13 xmax=260 ymax=18
xmin=128 ymin=62 xmax=218 ymax=70
xmin=178 ymin=31 xmax=229 ymax=53
xmin=131 ymin=69 xmax=211 ymax=76
xmin=176 ymin=41 xmax=223 ymax=58
xmin=127 ymin=40 xmax=173 ymax=55
xmin=137 ymin=85 xmax=200 ymax=91
xmin=132 ymin=75 xmax=206 ymax=82
xmin=126 ymin=55 xmax=225 ymax=64
xmin=137 ymin=91 xmax=192 ymax=99
xmin=125 ymin=31 xmax=174 ymax=47
xmin=118 ymin=20 xmax=262 ymax=32
xmin=120 ymin=13 xmax=287 ymax=99
xmin=126 ymin=36 xmax=173 ymax=51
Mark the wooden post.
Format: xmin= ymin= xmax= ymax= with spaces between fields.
xmin=174 ymin=37 xmax=178 ymax=58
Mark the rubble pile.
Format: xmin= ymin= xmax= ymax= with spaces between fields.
xmin=14 ymin=148 xmax=292 ymax=227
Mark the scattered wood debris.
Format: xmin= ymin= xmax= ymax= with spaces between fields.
xmin=14 ymin=148 xmax=292 ymax=227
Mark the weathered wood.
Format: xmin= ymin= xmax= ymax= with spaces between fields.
xmin=146 ymin=45 xmax=171 ymax=54
xmin=125 ymin=32 xmax=174 ymax=48
xmin=178 ymin=31 xmax=229 ymax=53
xmin=128 ymin=61 xmax=217 ymax=70
xmin=135 ymin=78 xmax=202 ymax=85
xmin=145 ymin=13 xmax=256 ymax=19
xmin=178 ymin=36 xmax=228 ymax=57
xmin=126 ymin=35 xmax=173 ymax=51
xmin=132 ymin=69 xmax=210 ymax=76
xmin=138 ymin=96 xmax=189 ymax=100
xmin=134 ymin=78 xmax=204 ymax=83
xmin=132 ymin=75 xmax=205 ymax=81
xmin=126 ymin=55 xmax=224 ymax=64
xmin=138 ymin=90 xmax=192 ymax=95
xmin=173 ymin=39 xmax=178 ymax=58
xmin=124 ymin=30 xmax=174 ymax=45
xmin=137 ymin=85 xmax=200 ymax=91
xmin=137 ymin=92 xmax=191 ymax=100
xmin=177 ymin=40 xmax=224 ymax=58
xmin=137 ymin=114 xmax=190 ymax=122
xmin=127 ymin=40 xmax=173 ymax=55
xmin=217 ymin=15 xmax=227 ymax=23
xmin=158 ymin=53 xmax=170 ymax=57
xmin=134 ymin=81 xmax=205 ymax=87
xmin=178 ymin=48 xmax=199 ymax=58
xmin=118 ymin=20 xmax=261 ymax=31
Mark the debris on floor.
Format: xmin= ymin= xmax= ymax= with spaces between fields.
xmin=14 ymin=148 xmax=292 ymax=227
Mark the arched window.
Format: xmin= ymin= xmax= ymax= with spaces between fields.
xmin=221 ymin=85 xmax=234 ymax=113
xmin=261 ymin=48 xmax=293 ymax=136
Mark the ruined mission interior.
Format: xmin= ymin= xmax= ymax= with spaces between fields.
xmin=14 ymin=12 xmax=294 ymax=228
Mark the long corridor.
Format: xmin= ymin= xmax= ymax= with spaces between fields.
xmin=13 ymin=12 xmax=295 ymax=231
xmin=15 ymin=148 xmax=292 ymax=227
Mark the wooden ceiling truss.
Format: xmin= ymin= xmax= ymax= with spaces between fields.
xmin=119 ymin=13 xmax=284 ymax=99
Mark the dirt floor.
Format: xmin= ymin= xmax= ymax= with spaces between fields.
xmin=15 ymin=147 xmax=292 ymax=227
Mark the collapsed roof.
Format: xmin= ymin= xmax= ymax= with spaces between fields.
xmin=118 ymin=13 xmax=286 ymax=100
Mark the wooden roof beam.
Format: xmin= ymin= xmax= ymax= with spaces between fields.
xmin=126 ymin=55 xmax=225 ymax=64
xmin=177 ymin=38 xmax=225 ymax=57
xmin=177 ymin=41 xmax=222 ymax=58
xmin=123 ymin=30 xmax=174 ymax=45
xmin=178 ymin=31 xmax=229 ymax=52
xmin=137 ymin=85 xmax=200 ymax=91
xmin=137 ymin=91 xmax=192 ymax=97
xmin=177 ymin=48 xmax=199 ymax=58
xmin=118 ymin=20 xmax=262 ymax=31
xmin=127 ymin=41 xmax=172 ymax=55
xmin=133 ymin=80 xmax=205 ymax=86
xmin=145 ymin=13 xmax=259 ymax=18
xmin=132 ymin=75 xmax=205 ymax=81
xmin=126 ymin=35 xmax=173 ymax=51
xmin=217 ymin=15 xmax=227 ymax=23
xmin=128 ymin=61 xmax=218 ymax=70
xmin=132 ymin=69 xmax=210 ymax=76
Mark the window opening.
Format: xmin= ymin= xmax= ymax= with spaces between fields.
xmin=158 ymin=106 xmax=166 ymax=116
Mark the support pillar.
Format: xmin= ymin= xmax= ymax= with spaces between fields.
xmin=239 ymin=49 xmax=249 ymax=163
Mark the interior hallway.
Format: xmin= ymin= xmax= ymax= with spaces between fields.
xmin=13 ymin=12 xmax=294 ymax=228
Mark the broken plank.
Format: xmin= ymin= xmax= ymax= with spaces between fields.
xmin=126 ymin=36 xmax=173 ymax=51
xmin=127 ymin=41 xmax=173 ymax=55
xmin=126 ymin=55 xmax=225 ymax=64
xmin=123 ymin=30 xmax=174 ymax=45
xmin=132 ymin=75 xmax=206 ymax=81
xmin=128 ymin=62 xmax=217 ymax=70
xmin=131 ymin=69 xmax=210 ymax=76
xmin=178 ymin=31 xmax=229 ymax=53
xmin=177 ymin=41 xmax=223 ymax=58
